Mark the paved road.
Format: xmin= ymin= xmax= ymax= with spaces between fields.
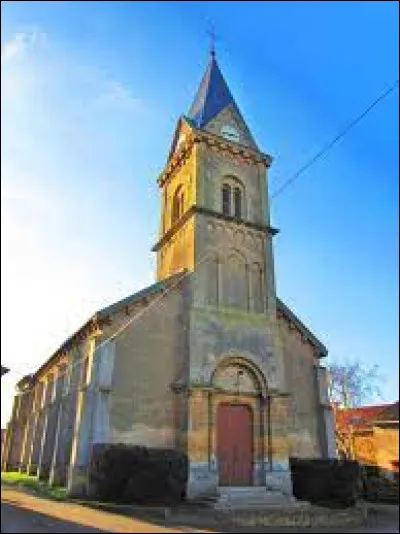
xmin=1 ymin=502 xmax=104 ymax=533
xmin=1 ymin=488 xmax=204 ymax=533
xmin=1 ymin=487 xmax=399 ymax=533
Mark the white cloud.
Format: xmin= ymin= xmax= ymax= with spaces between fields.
xmin=94 ymin=80 xmax=144 ymax=112
xmin=1 ymin=29 xmax=47 ymax=64
xmin=1 ymin=28 xmax=142 ymax=118
xmin=1 ymin=29 xmax=148 ymax=427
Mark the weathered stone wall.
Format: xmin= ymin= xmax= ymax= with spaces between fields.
xmin=188 ymin=307 xmax=283 ymax=394
xmin=269 ymin=396 xmax=292 ymax=470
xmin=199 ymin=123 xmax=268 ymax=226
xmin=193 ymin=213 xmax=272 ymax=315
xmin=106 ymin=282 xmax=189 ymax=452
xmin=3 ymin=394 xmax=26 ymax=470
xmin=204 ymin=104 xmax=259 ymax=152
xmin=2 ymin=329 xmax=100 ymax=494
xmin=156 ymin=123 xmax=197 ymax=280
xmin=279 ymin=315 xmax=327 ymax=458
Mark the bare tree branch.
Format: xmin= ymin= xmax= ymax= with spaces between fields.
xmin=327 ymin=360 xmax=383 ymax=459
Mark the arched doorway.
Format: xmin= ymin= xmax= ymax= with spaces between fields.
xmin=212 ymin=359 xmax=266 ymax=486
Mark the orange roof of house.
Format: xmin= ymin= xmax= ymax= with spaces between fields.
xmin=336 ymin=403 xmax=399 ymax=431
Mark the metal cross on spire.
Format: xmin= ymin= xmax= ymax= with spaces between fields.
xmin=207 ymin=24 xmax=218 ymax=57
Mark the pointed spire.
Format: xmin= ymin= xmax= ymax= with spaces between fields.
xmin=187 ymin=52 xmax=238 ymax=129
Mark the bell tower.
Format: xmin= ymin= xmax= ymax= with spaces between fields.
xmin=153 ymin=51 xmax=294 ymax=498
xmin=152 ymin=50 xmax=279 ymax=319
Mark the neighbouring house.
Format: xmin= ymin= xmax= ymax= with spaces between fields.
xmin=1 ymin=49 xmax=335 ymax=499
xmin=336 ymin=402 xmax=399 ymax=479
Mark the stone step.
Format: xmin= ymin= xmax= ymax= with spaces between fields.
xmin=215 ymin=486 xmax=299 ymax=510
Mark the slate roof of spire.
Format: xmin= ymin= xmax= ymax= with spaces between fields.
xmin=188 ymin=52 xmax=238 ymax=128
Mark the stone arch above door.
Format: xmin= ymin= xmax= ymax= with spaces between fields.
xmin=210 ymin=356 xmax=268 ymax=398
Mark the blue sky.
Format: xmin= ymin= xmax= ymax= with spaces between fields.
xmin=1 ymin=1 xmax=398 ymax=426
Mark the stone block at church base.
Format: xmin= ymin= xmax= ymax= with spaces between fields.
xmin=49 ymin=464 xmax=67 ymax=487
xmin=265 ymin=469 xmax=293 ymax=496
xmin=186 ymin=462 xmax=219 ymax=501
xmin=26 ymin=464 xmax=38 ymax=476
xmin=67 ymin=465 xmax=89 ymax=498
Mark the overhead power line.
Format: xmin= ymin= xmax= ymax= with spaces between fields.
xmin=271 ymin=79 xmax=399 ymax=200
xmin=4 ymin=80 xmax=399 ymax=396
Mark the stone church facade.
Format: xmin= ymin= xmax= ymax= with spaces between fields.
xmin=1 ymin=51 xmax=335 ymax=499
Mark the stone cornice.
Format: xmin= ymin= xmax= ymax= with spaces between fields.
xmin=276 ymin=298 xmax=328 ymax=357
xmin=197 ymin=129 xmax=272 ymax=167
xmin=171 ymin=380 xmax=285 ymax=399
xmin=195 ymin=206 xmax=279 ymax=235
xmin=157 ymin=136 xmax=196 ymax=187
xmin=157 ymin=128 xmax=272 ymax=188
xmin=152 ymin=206 xmax=194 ymax=251
xmin=152 ymin=205 xmax=279 ymax=252
xmin=33 ymin=316 xmax=104 ymax=383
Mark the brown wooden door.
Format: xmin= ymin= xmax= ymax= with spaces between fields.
xmin=217 ymin=403 xmax=253 ymax=486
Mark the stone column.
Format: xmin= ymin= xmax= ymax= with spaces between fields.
xmin=265 ymin=237 xmax=277 ymax=322
xmin=5 ymin=395 xmax=23 ymax=471
xmin=18 ymin=390 xmax=35 ymax=473
xmin=260 ymin=269 xmax=266 ymax=314
xmin=248 ymin=263 xmax=254 ymax=312
xmin=323 ymin=408 xmax=336 ymax=458
xmin=1 ymin=423 xmax=12 ymax=471
xmin=217 ymin=257 xmax=223 ymax=305
xmin=186 ymin=389 xmax=218 ymax=501
xmin=27 ymin=381 xmax=46 ymax=476
xmin=15 ymin=390 xmax=33 ymax=471
xmin=24 ymin=383 xmax=42 ymax=475
xmin=3 ymin=398 xmax=17 ymax=471
xmin=316 ymin=365 xmax=336 ymax=458
xmin=265 ymin=394 xmax=293 ymax=496
xmin=67 ymin=338 xmax=112 ymax=497
xmin=91 ymin=342 xmax=115 ymax=445
xmin=19 ymin=412 xmax=35 ymax=473
xmin=35 ymin=375 xmax=54 ymax=477
xmin=49 ymin=363 xmax=75 ymax=487
xmin=38 ymin=368 xmax=65 ymax=480
xmin=255 ymin=395 xmax=267 ymax=485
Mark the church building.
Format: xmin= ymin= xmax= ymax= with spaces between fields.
xmin=2 ymin=50 xmax=335 ymax=499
